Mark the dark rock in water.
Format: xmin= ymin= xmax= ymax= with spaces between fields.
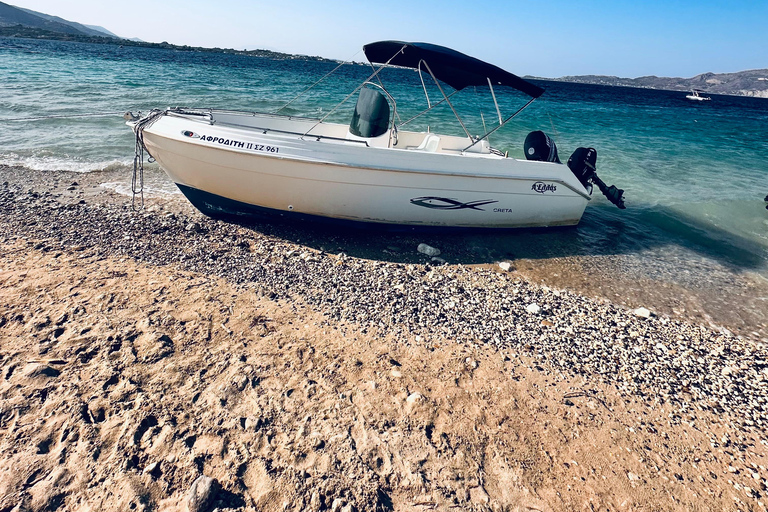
xmin=417 ymin=243 xmax=440 ymax=257
xmin=186 ymin=475 xmax=220 ymax=512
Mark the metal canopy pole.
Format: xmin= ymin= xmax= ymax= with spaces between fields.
xmin=487 ymin=77 xmax=503 ymax=125
xmin=421 ymin=60 xmax=472 ymax=140
xmin=399 ymin=89 xmax=460 ymax=127
xmin=302 ymin=44 xmax=406 ymax=138
xmin=418 ymin=63 xmax=432 ymax=109
xmin=462 ymin=96 xmax=537 ymax=152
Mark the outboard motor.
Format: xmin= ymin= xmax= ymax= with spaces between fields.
xmin=349 ymin=87 xmax=390 ymax=138
xmin=524 ymin=130 xmax=560 ymax=163
xmin=567 ymin=147 xmax=626 ymax=209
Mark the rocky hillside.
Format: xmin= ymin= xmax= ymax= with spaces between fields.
xmin=17 ymin=6 xmax=117 ymax=38
xmin=550 ymin=69 xmax=768 ymax=98
xmin=0 ymin=1 xmax=114 ymax=38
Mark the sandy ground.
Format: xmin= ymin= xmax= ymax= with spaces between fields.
xmin=1 ymin=166 xmax=767 ymax=511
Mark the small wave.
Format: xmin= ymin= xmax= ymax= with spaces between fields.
xmin=0 ymin=154 xmax=133 ymax=174
xmin=100 ymin=181 xmax=181 ymax=198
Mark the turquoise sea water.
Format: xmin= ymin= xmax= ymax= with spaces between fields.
xmin=2 ymin=37 xmax=768 ymax=335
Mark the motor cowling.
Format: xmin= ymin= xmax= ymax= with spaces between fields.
xmin=567 ymin=147 xmax=626 ymax=209
xmin=567 ymin=147 xmax=597 ymax=187
xmin=524 ymin=130 xmax=560 ymax=163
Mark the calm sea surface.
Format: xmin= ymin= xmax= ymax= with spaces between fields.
xmin=2 ymin=38 xmax=768 ymax=336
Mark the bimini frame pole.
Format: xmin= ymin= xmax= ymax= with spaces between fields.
xmin=399 ymin=89 xmax=460 ymax=127
xmin=418 ymin=64 xmax=432 ymax=109
xmin=420 ymin=60 xmax=472 ymax=140
xmin=302 ymin=44 xmax=406 ymax=138
xmin=488 ymin=77 xmax=503 ymax=125
xmin=462 ymin=96 xmax=537 ymax=152
xmin=276 ymin=56 xmax=354 ymax=114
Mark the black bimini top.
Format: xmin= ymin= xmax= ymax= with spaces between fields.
xmin=363 ymin=41 xmax=544 ymax=99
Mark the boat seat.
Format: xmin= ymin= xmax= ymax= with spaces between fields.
xmin=414 ymin=133 xmax=441 ymax=152
xmin=463 ymin=139 xmax=490 ymax=154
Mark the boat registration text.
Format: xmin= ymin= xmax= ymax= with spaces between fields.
xmin=183 ymin=130 xmax=279 ymax=154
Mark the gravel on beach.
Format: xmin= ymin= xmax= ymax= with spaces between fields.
xmin=1 ymin=165 xmax=767 ymax=511
xmin=1 ymin=174 xmax=765 ymax=431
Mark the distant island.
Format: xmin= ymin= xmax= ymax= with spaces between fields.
xmin=539 ymin=71 xmax=768 ymax=99
xmin=2 ymin=0 xmax=767 ymax=98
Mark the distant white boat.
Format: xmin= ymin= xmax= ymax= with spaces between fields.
xmin=127 ymin=41 xmax=626 ymax=230
xmin=686 ymin=89 xmax=711 ymax=101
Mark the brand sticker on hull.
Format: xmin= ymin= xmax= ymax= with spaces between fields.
xmin=531 ymin=182 xmax=557 ymax=193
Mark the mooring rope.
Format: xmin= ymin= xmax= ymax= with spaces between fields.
xmin=130 ymin=109 xmax=165 ymax=210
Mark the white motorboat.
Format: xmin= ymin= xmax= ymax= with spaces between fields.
xmin=127 ymin=41 xmax=625 ymax=230
xmin=686 ymin=89 xmax=711 ymax=101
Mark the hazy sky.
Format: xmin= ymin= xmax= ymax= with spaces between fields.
xmin=9 ymin=0 xmax=768 ymax=78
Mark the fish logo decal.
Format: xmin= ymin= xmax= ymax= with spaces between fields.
xmin=410 ymin=197 xmax=498 ymax=211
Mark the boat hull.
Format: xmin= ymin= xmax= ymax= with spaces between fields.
xmin=174 ymin=184 xmax=562 ymax=231
xmin=139 ymin=112 xmax=591 ymax=229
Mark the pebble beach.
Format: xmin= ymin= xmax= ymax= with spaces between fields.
xmin=1 ymin=163 xmax=767 ymax=511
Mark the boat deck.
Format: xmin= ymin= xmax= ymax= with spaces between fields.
xmin=170 ymin=109 xmax=497 ymax=158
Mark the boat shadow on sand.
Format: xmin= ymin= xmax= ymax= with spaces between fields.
xmin=223 ymin=200 xmax=767 ymax=273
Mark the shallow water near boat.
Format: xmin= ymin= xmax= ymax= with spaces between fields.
xmin=1 ymin=37 xmax=767 ymax=338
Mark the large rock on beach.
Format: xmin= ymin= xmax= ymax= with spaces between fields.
xmin=186 ymin=475 xmax=220 ymax=512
